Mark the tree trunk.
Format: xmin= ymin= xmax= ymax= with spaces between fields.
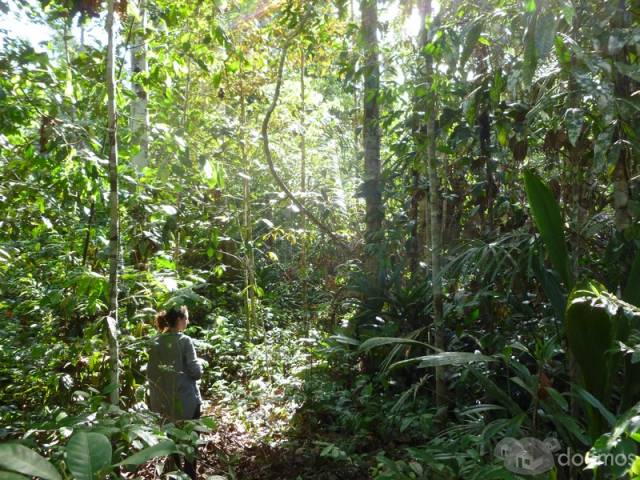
xmin=299 ymin=48 xmax=310 ymax=333
xmin=418 ymin=0 xmax=446 ymax=409
xmin=407 ymin=169 xmax=420 ymax=279
xmin=106 ymin=0 xmax=120 ymax=406
xmin=476 ymin=45 xmax=494 ymax=235
xmin=239 ymin=61 xmax=256 ymax=339
xmin=130 ymin=0 xmax=149 ymax=171
xmin=361 ymin=0 xmax=383 ymax=279
xmin=612 ymin=0 xmax=633 ymax=235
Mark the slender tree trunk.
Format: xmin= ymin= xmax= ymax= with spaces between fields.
xmin=418 ymin=0 xmax=446 ymax=408
xmin=350 ymin=0 xmax=359 ymax=215
xmin=408 ymin=169 xmax=420 ymax=279
xmin=240 ymin=61 xmax=256 ymax=338
xmin=299 ymin=48 xmax=310 ymax=333
xmin=612 ymin=0 xmax=633 ymax=235
xmin=476 ymin=45 xmax=494 ymax=235
xmin=106 ymin=0 xmax=120 ymax=406
xmin=130 ymin=0 xmax=148 ymax=171
xmin=361 ymin=0 xmax=383 ymax=280
xmin=82 ymin=201 xmax=95 ymax=267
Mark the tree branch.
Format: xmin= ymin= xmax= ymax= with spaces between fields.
xmin=261 ymin=38 xmax=351 ymax=252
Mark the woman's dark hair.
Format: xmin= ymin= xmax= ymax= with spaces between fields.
xmin=155 ymin=305 xmax=188 ymax=331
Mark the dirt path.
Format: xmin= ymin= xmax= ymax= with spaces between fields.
xmin=195 ymin=404 xmax=371 ymax=480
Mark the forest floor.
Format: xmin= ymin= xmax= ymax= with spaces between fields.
xmin=135 ymin=398 xmax=370 ymax=480
xmin=136 ymin=334 xmax=374 ymax=480
xmin=197 ymin=402 xmax=369 ymax=480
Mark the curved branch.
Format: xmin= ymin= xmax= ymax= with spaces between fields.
xmin=261 ymin=42 xmax=350 ymax=252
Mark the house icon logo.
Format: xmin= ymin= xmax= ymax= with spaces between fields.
xmin=495 ymin=437 xmax=561 ymax=475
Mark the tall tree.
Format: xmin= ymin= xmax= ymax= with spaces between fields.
xmin=239 ymin=58 xmax=257 ymax=338
xmin=299 ymin=47 xmax=310 ymax=332
xmin=418 ymin=0 xmax=446 ymax=407
xmin=611 ymin=0 xmax=633 ymax=235
xmin=361 ymin=0 xmax=382 ymax=280
xmin=130 ymin=0 xmax=149 ymax=171
xmin=106 ymin=0 xmax=120 ymax=406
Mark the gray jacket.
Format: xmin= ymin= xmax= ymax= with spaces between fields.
xmin=147 ymin=332 xmax=203 ymax=420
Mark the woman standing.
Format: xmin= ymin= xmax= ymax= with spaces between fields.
xmin=147 ymin=305 xmax=203 ymax=479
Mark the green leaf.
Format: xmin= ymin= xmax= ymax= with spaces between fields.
xmin=490 ymin=71 xmax=504 ymax=104
xmin=565 ymin=282 xmax=618 ymax=437
xmin=469 ymin=368 xmax=523 ymax=417
xmin=358 ymin=336 xmax=436 ymax=353
xmin=65 ymin=67 xmax=74 ymax=99
xmin=66 ymin=432 xmax=112 ymax=480
xmin=564 ymin=108 xmax=583 ymax=147
xmin=390 ymin=352 xmax=495 ymax=370
xmin=460 ymin=20 xmax=483 ymax=70
xmin=0 ymin=444 xmax=61 ymax=480
xmin=573 ymin=385 xmax=616 ymax=428
xmin=554 ymin=411 xmax=590 ymax=446
xmin=522 ymin=21 xmax=537 ymax=86
xmin=623 ymin=252 xmax=640 ymax=307
xmin=594 ymin=128 xmax=613 ymax=169
xmin=115 ymin=439 xmax=178 ymax=466
xmin=525 ymin=0 xmax=537 ymax=12
xmin=160 ymin=205 xmax=177 ymax=215
xmin=417 ymin=351 xmax=495 ymax=367
xmin=616 ymin=62 xmax=640 ymax=83
xmin=566 ymin=282 xmax=615 ymax=401
xmin=496 ymin=121 xmax=509 ymax=147
xmin=560 ymin=4 xmax=575 ymax=25
xmin=194 ymin=58 xmax=209 ymax=73
xmin=523 ymin=170 xmax=572 ymax=287
xmin=329 ymin=335 xmax=360 ymax=346
xmin=535 ymin=12 xmax=557 ymax=60
xmin=532 ymin=250 xmax=566 ymax=321
xmin=0 ymin=472 xmax=29 ymax=479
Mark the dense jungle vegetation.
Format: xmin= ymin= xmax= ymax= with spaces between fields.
xmin=1 ymin=0 xmax=640 ymax=478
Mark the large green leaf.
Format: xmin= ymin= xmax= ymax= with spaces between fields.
xmin=66 ymin=432 xmax=112 ymax=480
xmin=566 ymin=282 xmax=616 ymax=402
xmin=0 ymin=472 xmax=29 ymax=479
xmin=460 ymin=20 xmax=483 ymax=70
xmin=535 ymin=11 xmax=557 ymax=60
xmin=417 ymin=351 xmax=495 ymax=367
xmin=523 ymin=170 xmax=572 ymax=287
xmin=469 ymin=368 xmax=523 ymax=417
xmin=564 ymin=108 xmax=583 ymax=147
xmin=565 ymin=281 xmax=624 ymax=438
xmin=522 ymin=18 xmax=537 ymax=86
xmin=573 ymin=385 xmax=616 ymax=428
xmin=358 ymin=336 xmax=437 ymax=353
xmin=623 ymin=251 xmax=640 ymax=307
xmin=532 ymin=250 xmax=566 ymax=321
xmin=0 ymin=444 xmax=61 ymax=480
xmin=115 ymin=439 xmax=178 ymax=466
xmin=390 ymin=352 xmax=495 ymax=370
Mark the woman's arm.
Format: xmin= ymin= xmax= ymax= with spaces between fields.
xmin=182 ymin=336 xmax=203 ymax=379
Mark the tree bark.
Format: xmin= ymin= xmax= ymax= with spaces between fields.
xmin=240 ymin=59 xmax=256 ymax=339
xmin=299 ymin=48 xmax=310 ymax=333
xmin=476 ymin=45 xmax=494 ymax=235
xmin=418 ymin=0 xmax=446 ymax=409
xmin=106 ymin=0 xmax=120 ymax=406
xmin=130 ymin=0 xmax=149 ymax=171
xmin=361 ymin=0 xmax=383 ymax=279
xmin=612 ymin=0 xmax=633 ymax=235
